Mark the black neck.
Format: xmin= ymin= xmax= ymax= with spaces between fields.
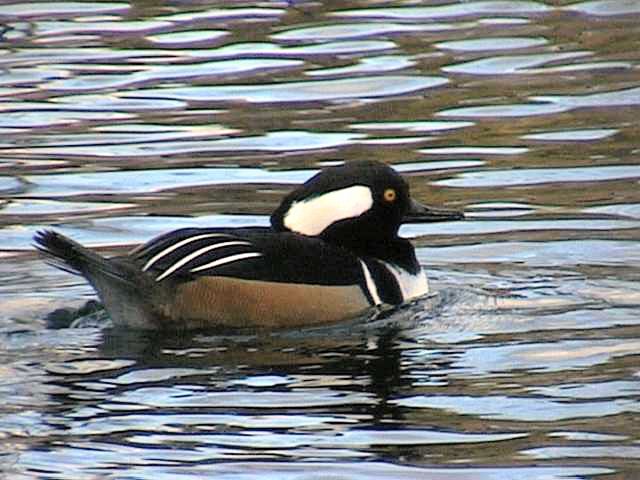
xmin=321 ymin=231 xmax=420 ymax=274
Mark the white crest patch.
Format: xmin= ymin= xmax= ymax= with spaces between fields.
xmin=382 ymin=261 xmax=429 ymax=301
xmin=283 ymin=185 xmax=373 ymax=236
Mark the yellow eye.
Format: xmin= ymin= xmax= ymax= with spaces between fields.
xmin=383 ymin=188 xmax=397 ymax=202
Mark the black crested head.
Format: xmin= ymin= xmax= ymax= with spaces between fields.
xmin=271 ymin=160 xmax=464 ymax=269
xmin=271 ymin=161 xmax=411 ymax=244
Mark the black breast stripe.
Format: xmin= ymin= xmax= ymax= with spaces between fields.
xmin=358 ymin=260 xmax=380 ymax=306
xmin=361 ymin=258 xmax=403 ymax=305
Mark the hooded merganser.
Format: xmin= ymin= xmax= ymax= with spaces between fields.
xmin=34 ymin=161 xmax=463 ymax=330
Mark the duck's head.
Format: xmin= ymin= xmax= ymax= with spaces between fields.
xmin=271 ymin=161 xmax=463 ymax=245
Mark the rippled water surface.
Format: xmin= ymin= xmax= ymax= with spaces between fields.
xmin=1 ymin=1 xmax=640 ymax=478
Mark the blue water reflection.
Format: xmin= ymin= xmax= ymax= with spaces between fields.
xmin=1 ymin=0 xmax=639 ymax=478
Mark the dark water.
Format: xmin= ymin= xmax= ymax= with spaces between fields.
xmin=1 ymin=1 xmax=640 ymax=478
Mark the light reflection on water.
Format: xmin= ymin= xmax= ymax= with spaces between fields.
xmin=1 ymin=0 xmax=639 ymax=479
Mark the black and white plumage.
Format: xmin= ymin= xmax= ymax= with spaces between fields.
xmin=34 ymin=161 xmax=463 ymax=330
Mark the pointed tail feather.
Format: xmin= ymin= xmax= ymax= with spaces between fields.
xmin=33 ymin=230 xmax=134 ymax=287
xmin=34 ymin=230 xmax=165 ymax=329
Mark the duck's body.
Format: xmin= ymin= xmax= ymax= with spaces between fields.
xmin=35 ymin=161 xmax=462 ymax=330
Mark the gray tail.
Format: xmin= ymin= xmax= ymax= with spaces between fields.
xmin=33 ymin=230 xmax=134 ymax=287
xmin=34 ymin=230 xmax=163 ymax=329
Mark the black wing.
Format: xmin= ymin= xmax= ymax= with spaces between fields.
xmin=130 ymin=227 xmax=266 ymax=282
xmin=130 ymin=227 xmax=366 ymax=287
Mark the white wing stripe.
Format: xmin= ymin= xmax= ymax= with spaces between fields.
xmin=190 ymin=252 xmax=263 ymax=274
xmin=359 ymin=260 xmax=382 ymax=306
xmin=143 ymin=233 xmax=232 ymax=272
xmin=154 ymin=240 xmax=254 ymax=281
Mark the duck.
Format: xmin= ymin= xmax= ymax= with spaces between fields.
xmin=34 ymin=161 xmax=463 ymax=330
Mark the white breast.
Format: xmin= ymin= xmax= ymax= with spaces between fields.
xmin=382 ymin=261 xmax=429 ymax=301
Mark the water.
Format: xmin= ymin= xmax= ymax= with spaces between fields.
xmin=1 ymin=0 xmax=639 ymax=478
